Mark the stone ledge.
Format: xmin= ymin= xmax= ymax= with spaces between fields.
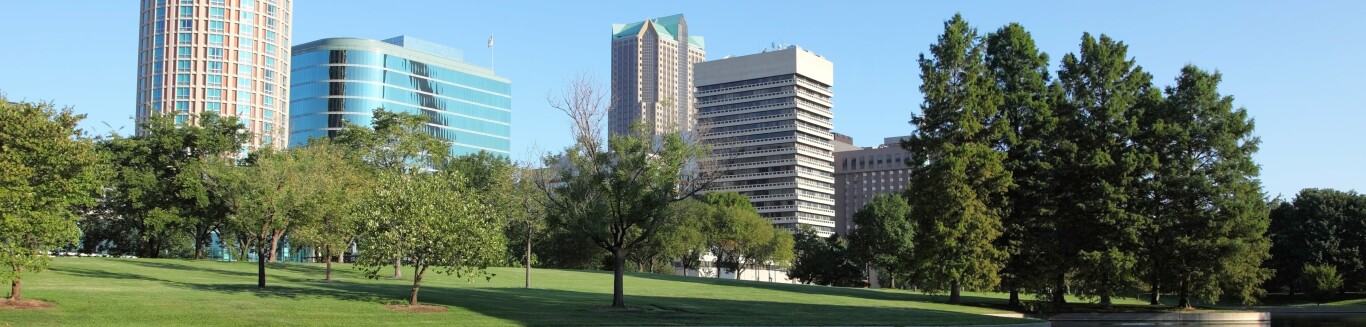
xmin=1049 ymin=311 xmax=1268 ymax=322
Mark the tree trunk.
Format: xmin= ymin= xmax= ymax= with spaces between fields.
xmin=612 ymin=247 xmax=626 ymax=308
xmin=194 ymin=238 xmax=205 ymax=260
xmin=1178 ymin=280 xmax=1191 ymax=309
xmin=948 ymin=280 xmax=962 ymax=304
xmin=1100 ymin=293 xmax=1113 ymax=308
xmin=524 ymin=231 xmax=532 ymax=288
xmin=409 ymin=264 xmax=426 ymax=306
xmin=1052 ymin=273 xmax=1068 ymax=304
xmin=392 ymin=255 xmax=403 ymax=279
xmin=257 ymin=245 xmax=267 ymax=288
xmin=8 ymin=266 xmax=20 ymax=300
xmin=891 ymin=275 xmax=896 ymax=289
xmin=1150 ymin=282 xmax=1162 ymax=305
xmin=268 ymin=231 xmax=283 ymax=263
xmin=1009 ymin=289 xmax=1021 ymax=307
xmin=324 ymin=244 xmax=333 ymax=282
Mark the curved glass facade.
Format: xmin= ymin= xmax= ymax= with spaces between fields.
xmin=289 ymin=37 xmax=511 ymax=156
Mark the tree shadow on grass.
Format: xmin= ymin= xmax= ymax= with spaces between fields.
xmin=625 ymin=271 xmax=1018 ymax=311
xmin=119 ymin=259 xmax=259 ymax=279
xmin=302 ymin=282 xmax=1032 ymax=326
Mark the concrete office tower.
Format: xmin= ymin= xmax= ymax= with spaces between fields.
xmin=289 ymin=36 xmax=512 ymax=156
xmin=832 ymin=135 xmax=912 ymax=235
xmin=610 ymin=14 xmax=705 ymax=136
xmin=696 ymin=46 xmax=837 ymax=236
xmin=136 ymin=0 xmax=293 ymax=149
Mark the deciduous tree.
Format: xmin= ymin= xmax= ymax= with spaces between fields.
xmin=0 ymin=99 xmax=103 ymax=301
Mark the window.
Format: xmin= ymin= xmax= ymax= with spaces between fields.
xmin=240 ymin=12 xmax=254 ymax=23
xmin=175 ymin=88 xmax=190 ymax=99
xmin=262 ymin=69 xmax=275 ymax=81
xmin=205 ymin=102 xmax=222 ymax=112
xmin=177 ymin=60 xmax=191 ymax=71
xmin=266 ymin=5 xmax=277 ymax=15
xmin=175 ymin=114 xmax=189 ymax=125
xmin=175 ymin=74 xmax=190 ymax=85
xmin=208 ymin=34 xmax=224 ymax=46
xmin=153 ymin=62 xmax=164 ymax=74
xmin=237 ymin=91 xmax=251 ymax=102
xmin=209 ymin=8 xmax=226 ymax=19
xmin=239 ymin=37 xmax=252 ymax=48
xmin=175 ymin=101 xmax=190 ymax=112
xmin=207 ymin=61 xmax=222 ymax=73
xmin=265 ymin=31 xmax=276 ymax=43
xmin=177 ymin=46 xmax=191 ymax=57
xmin=179 ymin=0 xmax=194 ymax=4
xmin=208 ymin=48 xmax=224 ymax=59
xmin=179 ymin=6 xmax=193 ymax=17
xmin=261 ymin=82 xmax=273 ymax=95
xmin=237 ymin=77 xmax=251 ymax=88
xmin=262 ymin=96 xmax=274 ymax=108
xmin=177 ymin=19 xmax=192 ymax=31
xmin=207 ymin=75 xmax=223 ymax=86
xmin=263 ymin=108 xmax=274 ymax=120
xmin=263 ymin=57 xmax=275 ymax=69
xmin=209 ymin=21 xmax=225 ymax=32
xmin=241 ymin=0 xmax=255 ymax=8
xmin=266 ymin=18 xmax=276 ymax=28
xmin=209 ymin=0 xmax=226 ymax=5
xmin=177 ymin=33 xmax=192 ymax=44
xmin=155 ymin=21 xmax=165 ymax=33
xmin=238 ymin=64 xmax=252 ymax=75
xmin=207 ymin=89 xmax=222 ymax=100
xmin=240 ymin=25 xmax=254 ymax=35
xmin=236 ymin=104 xmax=251 ymax=117
xmin=264 ymin=44 xmax=276 ymax=56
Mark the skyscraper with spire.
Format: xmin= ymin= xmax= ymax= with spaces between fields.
xmin=610 ymin=14 xmax=705 ymax=136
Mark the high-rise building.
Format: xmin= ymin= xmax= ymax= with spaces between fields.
xmin=288 ymin=36 xmax=512 ymax=156
xmin=695 ymin=46 xmax=837 ymax=236
xmin=136 ymin=0 xmax=293 ymax=149
xmin=832 ymin=135 xmax=912 ymax=235
xmin=610 ymin=14 xmax=705 ymax=136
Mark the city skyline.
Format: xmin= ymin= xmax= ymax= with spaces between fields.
xmin=2 ymin=1 xmax=1364 ymax=198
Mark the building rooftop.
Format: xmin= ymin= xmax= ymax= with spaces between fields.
xmin=612 ymin=14 xmax=704 ymax=50
xmin=381 ymin=35 xmax=463 ymax=61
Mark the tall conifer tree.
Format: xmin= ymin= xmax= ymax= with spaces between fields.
xmin=984 ymin=23 xmax=1059 ymax=306
xmin=904 ymin=14 xmax=1011 ymax=304
xmin=1054 ymin=33 xmax=1158 ymax=307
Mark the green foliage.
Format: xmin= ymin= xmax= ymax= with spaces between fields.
xmin=847 ymin=194 xmax=914 ymax=285
xmin=1052 ymin=32 xmax=1158 ymax=307
xmin=700 ymin=192 xmax=790 ymax=279
xmin=354 ymin=170 xmax=507 ymax=305
xmin=904 ymin=13 xmax=1011 ymax=302
xmin=333 ymin=108 xmax=449 ymax=174
xmin=0 ymin=98 xmax=103 ymax=299
xmin=787 ymin=228 xmax=863 ymax=287
xmin=1302 ymin=264 xmax=1343 ymax=305
xmin=1140 ymin=65 xmax=1270 ymax=306
xmin=629 ymin=198 xmax=707 ymax=274
xmin=1268 ymin=189 xmax=1366 ymax=293
xmin=985 ymin=22 xmax=1060 ymax=303
xmin=539 ymin=123 xmax=711 ymax=307
xmin=281 ymin=141 xmax=370 ymax=280
xmin=88 ymin=112 xmax=248 ymax=258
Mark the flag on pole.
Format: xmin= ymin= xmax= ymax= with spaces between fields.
xmin=488 ymin=35 xmax=493 ymax=48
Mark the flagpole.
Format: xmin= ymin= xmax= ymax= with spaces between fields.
xmin=488 ymin=35 xmax=495 ymax=71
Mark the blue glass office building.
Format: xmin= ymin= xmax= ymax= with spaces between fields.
xmin=289 ymin=36 xmax=511 ymax=156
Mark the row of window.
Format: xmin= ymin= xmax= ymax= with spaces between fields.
xmin=290 ymin=66 xmax=508 ymax=108
xmin=289 ymin=97 xmax=510 ymax=136
xmin=293 ymin=50 xmax=511 ymax=95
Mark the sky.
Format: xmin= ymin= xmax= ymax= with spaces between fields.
xmin=1 ymin=0 xmax=1362 ymax=198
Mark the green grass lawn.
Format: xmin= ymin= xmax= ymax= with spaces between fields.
xmin=0 ymin=258 xmax=1035 ymax=326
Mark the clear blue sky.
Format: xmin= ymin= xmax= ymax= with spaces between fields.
xmin=1 ymin=1 xmax=1362 ymax=198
